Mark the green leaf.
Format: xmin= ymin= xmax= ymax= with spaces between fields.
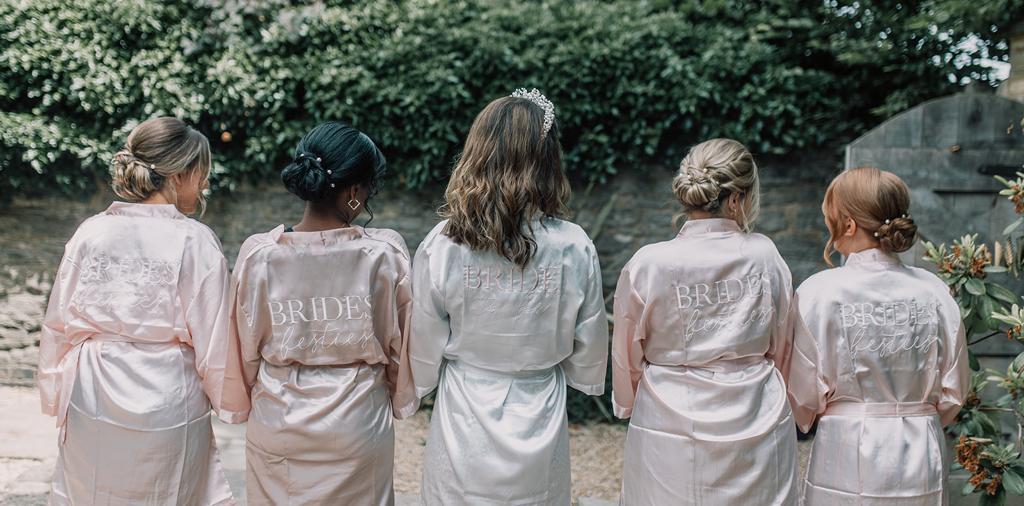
xmin=979 ymin=486 xmax=1006 ymax=505
xmin=1005 ymin=470 xmax=1024 ymax=495
xmin=1005 ymin=218 xmax=1024 ymax=236
xmin=989 ymin=284 xmax=1020 ymax=306
xmin=970 ymin=350 xmax=981 ymax=371
xmin=966 ymin=278 xmax=987 ymax=296
xmin=964 ymin=480 xmax=978 ymax=495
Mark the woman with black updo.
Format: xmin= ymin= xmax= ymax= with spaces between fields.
xmin=229 ymin=122 xmax=418 ymax=505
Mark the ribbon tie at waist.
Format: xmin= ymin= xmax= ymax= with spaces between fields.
xmin=55 ymin=334 xmax=173 ymax=431
xmin=824 ymin=401 xmax=937 ymax=418
xmin=446 ymin=360 xmax=557 ymax=379
xmin=650 ymin=355 xmax=768 ymax=374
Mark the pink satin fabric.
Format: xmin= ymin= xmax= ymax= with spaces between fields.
xmin=787 ymin=248 xmax=970 ymax=505
xmin=37 ymin=201 xmax=246 ymax=505
xmin=230 ymin=225 xmax=418 ymax=506
xmin=410 ymin=218 xmax=609 ymax=505
xmin=612 ymin=218 xmax=798 ymax=505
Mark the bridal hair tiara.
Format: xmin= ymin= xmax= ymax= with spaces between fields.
xmin=511 ymin=88 xmax=555 ymax=138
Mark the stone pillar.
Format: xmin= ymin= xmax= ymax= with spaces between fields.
xmin=999 ymin=21 xmax=1024 ymax=102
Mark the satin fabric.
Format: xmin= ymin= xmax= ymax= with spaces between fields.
xmin=787 ymin=248 xmax=969 ymax=505
xmin=231 ymin=225 xmax=418 ymax=506
xmin=410 ymin=218 xmax=609 ymax=505
xmin=612 ymin=218 xmax=798 ymax=505
xmin=37 ymin=201 xmax=248 ymax=505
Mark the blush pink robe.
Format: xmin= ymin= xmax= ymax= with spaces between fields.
xmin=410 ymin=218 xmax=609 ymax=505
xmin=37 ymin=202 xmax=250 ymax=506
xmin=230 ymin=225 xmax=418 ymax=506
xmin=787 ymin=248 xmax=969 ymax=505
xmin=612 ymin=218 xmax=798 ymax=505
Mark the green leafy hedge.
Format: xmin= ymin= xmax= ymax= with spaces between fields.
xmin=0 ymin=0 xmax=1014 ymax=197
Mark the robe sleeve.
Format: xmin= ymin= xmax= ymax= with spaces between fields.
xmin=388 ymin=272 xmax=420 ymax=418
xmin=611 ymin=261 xmax=646 ymax=419
xmin=562 ymin=246 xmax=609 ymax=395
xmin=767 ymin=259 xmax=797 ymax=381
xmin=786 ymin=285 xmax=831 ymax=433
xmin=37 ymin=245 xmax=78 ymax=417
xmin=182 ymin=233 xmax=250 ymax=423
xmin=409 ymin=238 xmax=450 ymax=398
xmin=937 ymin=293 xmax=969 ymax=426
xmin=226 ymin=240 xmax=267 ymax=417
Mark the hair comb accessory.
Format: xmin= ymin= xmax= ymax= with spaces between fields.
xmin=510 ymin=88 xmax=555 ymax=139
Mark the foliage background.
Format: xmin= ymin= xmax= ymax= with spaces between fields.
xmin=0 ymin=0 xmax=1020 ymax=198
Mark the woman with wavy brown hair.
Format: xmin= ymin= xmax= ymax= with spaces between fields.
xmin=410 ymin=89 xmax=609 ymax=505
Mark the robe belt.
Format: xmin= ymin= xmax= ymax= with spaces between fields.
xmin=651 ymin=355 xmax=767 ymax=373
xmin=823 ymin=401 xmax=937 ymax=418
xmin=56 ymin=334 xmax=179 ymax=433
xmin=446 ymin=360 xmax=558 ymax=379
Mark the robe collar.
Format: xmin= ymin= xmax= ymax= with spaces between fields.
xmin=103 ymin=201 xmax=185 ymax=219
xmin=677 ymin=218 xmax=741 ymax=238
xmin=273 ymin=224 xmax=366 ymax=245
xmin=845 ymin=247 xmax=901 ymax=268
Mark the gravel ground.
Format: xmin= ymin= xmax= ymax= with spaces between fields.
xmin=2 ymin=385 xmax=813 ymax=504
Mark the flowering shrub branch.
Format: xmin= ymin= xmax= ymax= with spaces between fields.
xmin=925 ymin=172 xmax=1024 ymax=504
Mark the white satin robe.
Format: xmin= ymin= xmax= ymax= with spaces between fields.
xmin=410 ymin=218 xmax=609 ymax=505
xmin=37 ymin=201 xmax=249 ymax=506
xmin=231 ymin=225 xmax=419 ymax=506
xmin=787 ymin=248 xmax=969 ymax=505
xmin=612 ymin=218 xmax=798 ymax=505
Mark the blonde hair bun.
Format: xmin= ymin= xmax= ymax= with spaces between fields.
xmin=671 ymin=138 xmax=760 ymax=230
xmin=821 ymin=167 xmax=917 ymax=264
xmin=108 ymin=117 xmax=211 ymax=211
xmin=111 ymin=149 xmax=162 ymax=202
xmin=876 ymin=215 xmax=918 ymax=253
xmin=673 ymin=164 xmax=722 ymax=210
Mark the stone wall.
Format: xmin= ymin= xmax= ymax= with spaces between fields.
xmin=0 ymin=151 xmax=841 ymax=385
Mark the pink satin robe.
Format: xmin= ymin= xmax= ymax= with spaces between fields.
xmin=612 ymin=218 xmax=798 ymax=505
xmin=410 ymin=218 xmax=609 ymax=505
xmin=37 ymin=202 xmax=250 ymax=506
xmin=787 ymin=248 xmax=969 ymax=505
xmin=230 ymin=225 xmax=418 ymax=506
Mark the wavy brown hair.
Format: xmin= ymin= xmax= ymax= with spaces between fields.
xmin=441 ymin=95 xmax=570 ymax=267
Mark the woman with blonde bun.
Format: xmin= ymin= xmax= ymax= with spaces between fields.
xmin=612 ymin=138 xmax=798 ymax=505
xmin=787 ymin=167 xmax=969 ymax=505
xmin=37 ymin=117 xmax=249 ymax=505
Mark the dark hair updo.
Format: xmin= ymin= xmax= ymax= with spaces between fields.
xmin=280 ymin=121 xmax=386 ymax=210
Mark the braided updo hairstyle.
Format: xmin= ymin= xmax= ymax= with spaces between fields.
xmin=822 ymin=166 xmax=918 ymax=265
xmin=110 ymin=117 xmax=211 ymax=213
xmin=672 ymin=138 xmax=760 ymax=230
xmin=280 ymin=121 xmax=385 ymax=221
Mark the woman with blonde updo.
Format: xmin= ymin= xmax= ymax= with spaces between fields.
xmin=787 ymin=167 xmax=969 ymax=505
xmin=612 ymin=138 xmax=798 ymax=504
xmin=37 ymin=117 xmax=248 ymax=505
